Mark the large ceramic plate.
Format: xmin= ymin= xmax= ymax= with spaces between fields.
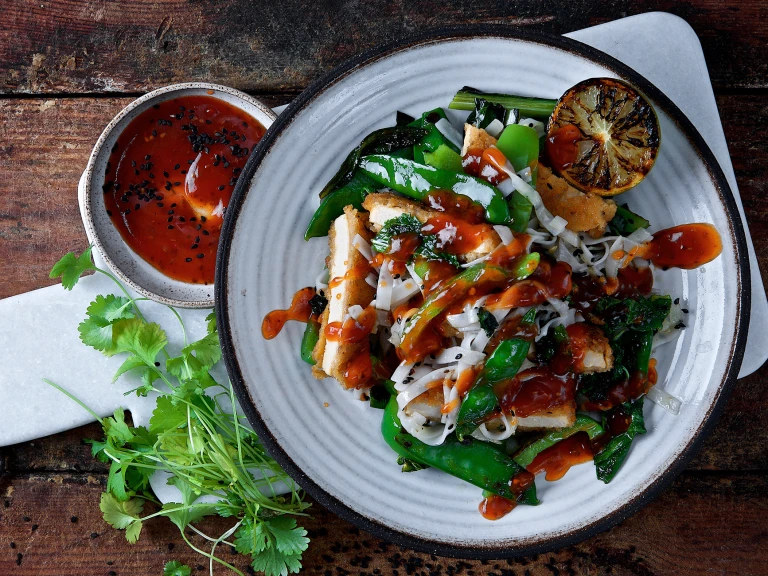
xmin=216 ymin=28 xmax=750 ymax=557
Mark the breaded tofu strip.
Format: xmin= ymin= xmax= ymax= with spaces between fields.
xmin=362 ymin=193 xmax=501 ymax=262
xmin=311 ymin=206 xmax=376 ymax=388
xmin=537 ymin=164 xmax=617 ymax=238
xmin=461 ymin=124 xmax=497 ymax=156
xmin=516 ymin=405 xmax=576 ymax=430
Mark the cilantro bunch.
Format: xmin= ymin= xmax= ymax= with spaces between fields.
xmin=47 ymin=247 xmax=311 ymax=576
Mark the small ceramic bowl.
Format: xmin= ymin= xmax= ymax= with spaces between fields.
xmin=80 ymin=83 xmax=276 ymax=308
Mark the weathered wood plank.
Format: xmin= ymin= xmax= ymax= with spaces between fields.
xmin=0 ymin=471 xmax=766 ymax=575
xmin=1 ymin=1 xmax=767 ymax=94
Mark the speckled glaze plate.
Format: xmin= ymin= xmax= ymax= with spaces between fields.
xmin=216 ymin=28 xmax=749 ymax=557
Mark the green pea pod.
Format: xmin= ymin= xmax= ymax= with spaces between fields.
xmin=455 ymin=338 xmax=530 ymax=441
xmin=513 ymin=414 xmax=604 ymax=468
xmin=496 ymin=124 xmax=539 ymax=172
xmin=399 ymin=256 xmax=539 ymax=361
xmin=300 ymin=320 xmax=320 ymax=365
xmin=594 ymin=398 xmax=646 ymax=483
xmin=381 ymin=398 xmax=538 ymax=503
xmin=359 ymin=155 xmax=511 ymax=225
xmin=319 ymin=127 xmax=429 ymax=199
xmin=305 ymin=172 xmax=379 ymax=239
xmin=507 ymin=190 xmax=534 ymax=233
xmin=609 ymin=204 xmax=651 ymax=236
xmin=408 ymin=108 xmax=459 ymax=163
xmin=424 ymin=144 xmax=463 ymax=173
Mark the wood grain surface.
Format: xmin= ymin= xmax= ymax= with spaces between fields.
xmin=1 ymin=1 xmax=767 ymax=575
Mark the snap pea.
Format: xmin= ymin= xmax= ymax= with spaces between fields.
xmin=407 ymin=108 xmax=459 ymax=163
xmin=507 ymin=190 xmax=534 ymax=233
xmin=300 ymin=320 xmax=320 ymax=365
xmin=318 ymin=126 xmax=428 ymax=199
xmin=496 ymin=124 xmax=539 ymax=173
xmin=359 ymin=155 xmax=511 ymax=225
xmin=513 ymin=414 xmax=604 ymax=468
xmin=305 ymin=171 xmax=379 ymax=239
xmin=454 ymin=338 xmax=530 ymax=441
xmin=609 ymin=204 xmax=651 ymax=236
xmin=381 ymin=398 xmax=538 ymax=503
xmin=423 ymin=144 xmax=463 ymax=173
xmin=398 ymin=256 xmax=539 ymax=362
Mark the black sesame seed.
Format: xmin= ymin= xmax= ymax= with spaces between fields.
xmin=191 ymin=244 xmax=198 ymax=249
xmin=173 ymin=181 xmax=181 ymax=186
xmin=174 ymin=163 xmax=180 ymax=170
xmin=194 ymin=236 xmax=200 ymax=243
xmin=168 ymin=210 xmax=174 ymax=215
xmin=178 ymin=216 xmax=185 ymax=222
xmin=90 ymin=532 xmax=99 ymax=539
xmin=163 ymin=171 xmax=169 ymax=178
xmin=682 ymin=308 xmax=689 ymax=313
xmin=455 ymin=353 xmax=463 ymax=359
xmin=196 ymin=224 xmax=202 ymax=230
xmin=10 ymin=542 xmax=15 ymax=548
xmin=202 ymin=230 xmax=209 ymax=235
xmin=168 ymin=225 xmax=174 ymax=229
xmin=106 ymin=210 xmax=112 ymax=216
xmin=200 ymin=216 xmax=207 ymax=222
xmin=167 ymin=217 xmax=173 ymax=223
xmin=157 ymin=202 xmax=164 ymax=207
xmin=674 ymin=298 xmax=680 ymax=305
xmin=144 ymin=154 xmax=151 ymax=161
xmin=185 ymin=257 xmax=192 ymax=262
xmin=197 ymin=253 xmax=204 ymax=258
xmin=171 ymin=203 xmax=176 ymax=207
xmin=70 ymin=516 xmax=78 ymax=523
xmin=218 ymin=185 xmax=225 ymax=191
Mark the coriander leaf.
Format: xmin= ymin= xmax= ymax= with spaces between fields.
xmin=371 ymin=214 xmax=421 ymax=253
xmin=112 ymin=354 xmax=147 ymax=383
xmin=78 ymin=295 xmax=135 ymax=352
xmin=149 ymin=396 xmax=187 ymax=435
xmin=112 ymin=319 xmax=168 ymax=365
xmin=164 ymin=560 xmax=192 ymax=576
xmin=416 ymin=234 xmax=461 ymax=267
xmin=264 ymin=516 xmax=310 ymax=556
xmin=162 ymin=501 xmax=217 ymax=531
xmin=100 ymin=492 xmax=143 ymax=530
xmin=85 ymin=438 xmax=110 ymax=463
xmin=125 ymin=519 xmax=142 ymax=544
xmin=205 ymin=311 xmax=217 ymax=334
xmin=477 ymin=308 xmax=498 ymax=337
xmin=89 ymin=293 xmax=135 ymax=323
xmin=50 ymin=246 xmax=96 ymax=290
xmin=597 ymin=295 xmax=671 ymax=340
xmin=104 ymin=407 xmax=135 ymax=446
xmin=107 ymin=460 xmax=132 ymax=501
xmin=235 ymin=517 xmax=269 ymax=556
xmin=251 ymin=545 xmax=303 ymax=576
xmin=183 ymin=331 xmax=221 ymax=370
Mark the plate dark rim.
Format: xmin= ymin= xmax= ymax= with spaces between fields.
xmin=215 ymin=25 xmax=751 ymax=559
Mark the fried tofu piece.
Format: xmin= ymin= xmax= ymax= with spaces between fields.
xmin=461 ymin=124 xmax=497 ymax=156
xmin=517 ymin=408 xmax=576 ymax=430
xmin=537 ymin=164 xmax=617 ymax=238
xmin=362 ymin=192 xmax=500 ymax=262
xmin=512 ymin=369 xmax=578 ymax=431
xmin=312 ymin=206 xmax=376 ymax=388
xmin=403 ymin=386 xmax=444 ymax=422
xmin=568 ymin=323 xmax=614 ymax=375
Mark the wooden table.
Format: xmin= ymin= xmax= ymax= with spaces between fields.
xmin=1 ymin=2 xmax=767 ymax=574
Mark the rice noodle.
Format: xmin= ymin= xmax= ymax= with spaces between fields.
xmin=352 ymin=234 xmax=372 ymax=261
xmin=647 ymin=385 xmax=682 ymax=415
xmin=435 ymin=118 xmax=464 ymax=149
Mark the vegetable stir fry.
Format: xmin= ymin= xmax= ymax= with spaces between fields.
xmin=263 ymin=78 xmax=723 ymax=519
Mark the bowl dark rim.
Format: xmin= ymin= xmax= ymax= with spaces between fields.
xmin=215 ymin=25 xmax=751 ymax=559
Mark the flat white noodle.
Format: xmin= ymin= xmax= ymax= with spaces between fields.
xmin=352 ymin=234 xmax=373 ymax=261
xmin=647 ymin=385 xmax=682 ymax=415
xmin=435 ymin=118 xmax=464 ymax=149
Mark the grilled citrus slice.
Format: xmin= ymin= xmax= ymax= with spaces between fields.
xmin=546 ymin=78 xmax=660 ymax=196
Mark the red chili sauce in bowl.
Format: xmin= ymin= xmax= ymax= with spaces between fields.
xmin=102 ymin=95 xmax=265 ymax=284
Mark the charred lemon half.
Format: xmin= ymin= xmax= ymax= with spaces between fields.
xmin=546 ymin=78 xmax=660 ymax=197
